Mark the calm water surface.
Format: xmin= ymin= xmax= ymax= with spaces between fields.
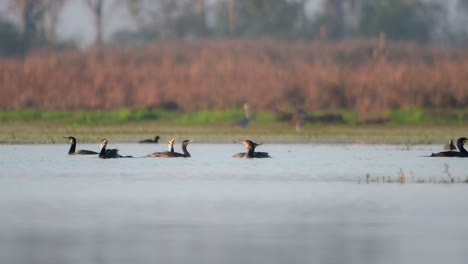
xmin=1 ymin=143 xmax=467 ymax=264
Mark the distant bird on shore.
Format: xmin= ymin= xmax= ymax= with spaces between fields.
xmin=431 ymin=137 xmax=468 ymax=157
xmin=233 ymin=140 xmax=271 ymax=158
xmin=99 ymin=138 xmax=132 ymax=159
xmin=64 ymin=136 xmax=98 ymax=155
xmin=292 ymin=108 xmax=306 ymax=132
xmin=443 ymin=139 xmax=456 ymax=151
xmin=139 ymin=136 xmax=160 ymax=144
xmin=235 ymin=103 xmax=251 ymax=128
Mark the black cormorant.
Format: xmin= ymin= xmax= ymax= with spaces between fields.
xmin=139 ymin=136 xmax=160 ymax=144
xmin=172 ymin=140 xmax=191 ymax=158
xmin=64 ymin=136 xmax=98 ymax=155
xmin=99 ymin=138 xmax=132 ymax=159
xmin=431 ymin=137 xmax=468 ymax=157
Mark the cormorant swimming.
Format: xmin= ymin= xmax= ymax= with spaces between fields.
xmin=64 ymin=136 xmax=98 ymax=155
xmin=431 ymin=137 xmax=468 ymax=157
xmin=139 ymin=136 xmax=160 ymax=144
xmin=443 ymin=139 xmax=456 ymax=151
xmin=99 ymin=138 xmax=132 ymax=159
xmin=172 ymin=140 xmax=191 ymax=158
xmin=147 ymin=138 xmax=176 ymax=157
xmin=233 ymin=140 xmax=271 ymax=158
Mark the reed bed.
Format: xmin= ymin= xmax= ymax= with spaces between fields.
xmin=1 ymin=39 xmax=468 ymax=123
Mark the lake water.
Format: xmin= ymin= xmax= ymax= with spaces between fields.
xmin=1 ymin=143 xmax=468 ymax=264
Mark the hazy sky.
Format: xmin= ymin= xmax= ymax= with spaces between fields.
xmin=57 ymin=1 xmax=133 ymax=47
xmin=0 ymin=0 xmax=462 ymax=47
xmin=56 ymin=0 xmax=321 ymax=47
xmin=51 ymin=0 xmax=462 ymax=47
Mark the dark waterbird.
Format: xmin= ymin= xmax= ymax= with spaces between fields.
xmin=147 ymin=138 xmax=175 ymax=157
xmin=99 ymin=138 xmax=132 ymax=159
xmin=431 ymin=137 xmax=468 ymax=157
xmin=233 ymin=140 xmax=271 ymax=158
xmin=64 ymin=136 xmax=98 ymax=155
xmin=139 ymin=136 xmax=160 ymax=144
xmin=172 ymin=140 xmax=191 ymax=158
xmin=147 ymin=139 xmax=191 ymax=158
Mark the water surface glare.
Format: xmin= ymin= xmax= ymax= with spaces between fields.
xmin=1 ymin=143 xmax=468 ymax=264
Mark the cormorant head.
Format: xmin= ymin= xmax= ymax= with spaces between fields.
xmin=155 ymin=136 xmax=160 ymax=142
xmin=240 ymin=140 xmax=261 ymax=150
xmin=168 ymin=138 xmax=175 ymax=145
xmin=182 ymin=140 xmax=190 ymax=146
xmin=458 ymin=137 xmax=468 ymax=145
xmin=101 ymin=138 xmax=108 ymax=148
xmin=64 ymin=136 xmax=77 ymax=143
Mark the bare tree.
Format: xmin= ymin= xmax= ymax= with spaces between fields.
xmin=121 ymin=0 xmax=207 ymax=40
xmin=43 ymin=0 xmax=67 ymax=43
xmin=83 ymin=0 xmax=104 ymax=47
xmin=458 ymin=0 xmax=468 ymax=32
xmin=297 ymin=0 xmax=307 ymax=38
xmin=8 ymin=0 xmax=47 ymax=51
xmin=197 ymin=0 xmax=206 ymax=36
xmin=9 ymin=0 xmax=42 ymax=37
xmin=229 ymin=0 xmax=236 ymax=35
xmin=323 ymin=0 xmax=344 ymax=40
xmin=320 ymin=0 xmax=360 ymax=40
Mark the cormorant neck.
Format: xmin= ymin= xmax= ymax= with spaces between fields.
xmin=244 ymin=147 xmax=254 ymax=158
xmin=457 ymin=140 xmax=468 ymax=155
xmin=68 ymin=142 xmax=76 ymax=154
xmin=99 ymin=146 xmax=106 ymax=158
xmin=182 ymin=144 xmax=190 ymax=157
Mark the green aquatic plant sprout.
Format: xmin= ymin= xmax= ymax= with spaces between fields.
xmin=1 ymin=107 xmax=468 ymax=125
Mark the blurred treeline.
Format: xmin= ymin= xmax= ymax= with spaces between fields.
xmin=1 ymin=0 xmax=468 ymax=123
xmin=1 ymin=0 xmax=468 ymax=53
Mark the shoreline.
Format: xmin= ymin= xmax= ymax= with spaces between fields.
xmin=1 ymin=120 xmax=466 ymax=145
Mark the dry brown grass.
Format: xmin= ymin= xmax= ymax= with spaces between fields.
xmin=1 ymin=39 xmax=468 ymax=122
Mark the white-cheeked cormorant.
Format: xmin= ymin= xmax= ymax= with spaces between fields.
xmin=233 ymin=140 xmax=271 ymax=158
xmin=147 ymin=138 xmax=176 ymax=157
xmin=99 ymin=138 xmax=132 ymax=159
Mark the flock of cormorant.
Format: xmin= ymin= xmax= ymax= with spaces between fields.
xmin=65 ymin=136 xmax=270 ymax=159
xmin=65 ymin=136 xmax=468 ymax=159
